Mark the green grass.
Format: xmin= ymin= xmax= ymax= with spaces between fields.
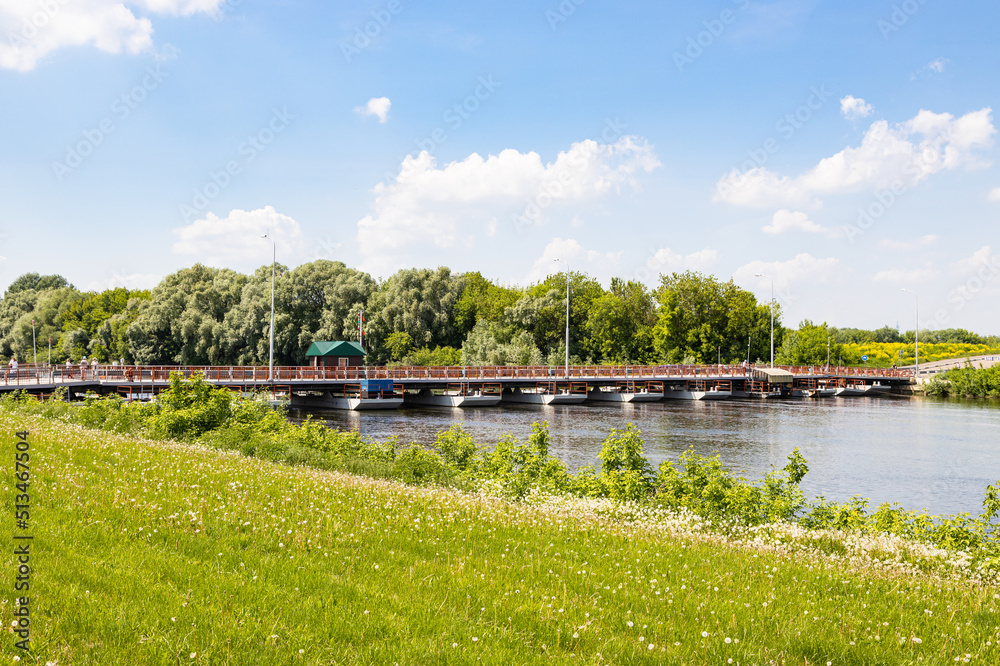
xmin=3 ymin=412 xmax=1000 ymax=664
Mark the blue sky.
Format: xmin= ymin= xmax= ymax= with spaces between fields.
xmin=1 ymin=0 xmax=998 ymax=334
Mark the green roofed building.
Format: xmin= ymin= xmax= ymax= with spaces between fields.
xmin=305 ymin=341 xmax=366 ymax=367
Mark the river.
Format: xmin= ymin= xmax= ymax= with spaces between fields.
xmin=290 ymin=396 xmax=1000 ymax=517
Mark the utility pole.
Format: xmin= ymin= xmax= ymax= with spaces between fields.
xmin=755 ymin=273 xmax=774 ymax=368
xmin=553 ymin=259 xmax=570 ymax=380
xmin=261 ymin=232 xmax=276 ymax=382
xmin=31 ymin=320 xmax=36 ymax=365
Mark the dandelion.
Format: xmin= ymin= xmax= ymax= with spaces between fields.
xmin=190 ymin=653 xmax=196 ymax=659
xmin=298 ymin=649 xmax=304 ymax=654
xmin=912 ymin=637 xmax=922 ymax=644
xmin=627 ymin=621 xmax=633 ymax=627
xmin=573 ymin=632 xmax=579 ymax=638
xmin=472 ymin=637 xmax=478 ymax=642
xmin=702 ymin=631 xmax=709 ymax=638
xmin=725 ymin=637 xmax=731 ymax=643
xmin=648 ymin=644 xmax=654 ymax=650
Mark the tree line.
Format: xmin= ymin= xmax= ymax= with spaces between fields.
xmin=0 ymin=263 xmax=992 ymax=367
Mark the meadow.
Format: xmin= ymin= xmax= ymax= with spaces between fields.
xmin=2 ymin=381 xmax=1000 ymax=664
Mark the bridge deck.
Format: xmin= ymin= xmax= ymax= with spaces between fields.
xmin=0 ymin=363 xmax=913 ymax=393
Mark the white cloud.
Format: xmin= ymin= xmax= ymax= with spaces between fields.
xmin=953 ymin=246 xmax=999 ymax=275
xmin=172 ymin=206 xmax=305 ymax=267
xmin=0 ymin=1 xmax=225 ymax=71
xmin=911 ymin=58 xmax=949 ymax=80
xmin=647 ymin=246 xmax=720 ymax=274
xmin=734 ymin=253 xmax=842 ymax=306
xmin=988 ymin=187 xmax=1000 ymax=202
xmin=872 ymin=265 xmax=939 ymax=283
xmin=840 ymin=95 xmax=873 ymax=121
xmin=878 ymin=234 xmax=939 ymax=251
xmin=525 ymin=238 xmax=623 ymax=283
xmin=927 ymin=58 xmax=947 ymax=73
xmin=715 ymin=108 xmax=995 ymax=208
xmin=355 ymin=97 xmax=391 ymax=123
xmin=762 ymin=209 xmax=830 ymax=235
xmin=86 ymin=271 xmax=162 ymax=291
xmin=356 ymin=136 xmax=660 ymax=274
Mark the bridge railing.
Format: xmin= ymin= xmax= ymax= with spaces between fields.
xmin=0 ymin=362 xmax=916 ymax=387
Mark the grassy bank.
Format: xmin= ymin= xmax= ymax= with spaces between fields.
xmin=926 ymin=365 xmax=1000 ymax=398
xmin=2 ymin=411 xmax=1000 ymax=663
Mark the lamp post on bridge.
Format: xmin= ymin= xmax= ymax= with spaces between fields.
xmin=553 ymin=258 xmax=570 ymax=381
xmin=261 ymin=232 xmax=276 ymax=383
xmin=754 ymin=273 xmax=774 ymax=368
xmin=901 ymin=288 xmax=919 ymax=381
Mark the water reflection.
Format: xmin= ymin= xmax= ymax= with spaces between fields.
xmin=289 ymin=397 xmax=1000 ymax=517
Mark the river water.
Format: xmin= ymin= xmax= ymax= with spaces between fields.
xmin=290 ymin=396 xmax=1000 ymax=517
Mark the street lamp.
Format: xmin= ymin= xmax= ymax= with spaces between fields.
xmin=901 ymin=288 xmax=919 ymax=380
xmin=553 ymin=258 xmax=570 ymax=380
xmin=755 ymin=273 xmax=774 ymax=368
xmin=262 ymin=232 xmax=276 ymax=382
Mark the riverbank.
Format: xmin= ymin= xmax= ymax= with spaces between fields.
xmin=4 ymin=412 xmax=1000 ymax=664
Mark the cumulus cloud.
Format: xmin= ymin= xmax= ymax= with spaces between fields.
xmin=172 ymin=205 xmax=305 ymax=267
xmin=715 ymin=108 xmax=995 ymax=208
xmin=356 ymin=136 xmax=660 ymax=274
xmin=86 ymin=271 xmax=162 ymax=291
xmin=927 ymin=58 xmax=947 ymax=73
xmin=734 ymin=253 xmax=842 ymax=306
xmin=525 ymin=238 xmax=623 ymax=283
xmin=953 ymin=245 xmax=999 ymax=275
xmin=762 ymin=210 xmax=831 ymax=235
xmin=0 ymin=0 xmax=225 ymax=71
xmin=878 ymin=234 xmax=939 ymax=251
xmin=840 ymin=95 xmax=873 ymax=121
xmin=911 ymin=58 xmax=949 ymax=80
xmin=872 ymin=265 xmax=939 ymax=283
xmin=646 ymin=246 xmax=720 ymax=274
xmin=355 ymin=96 xmax=391 ymax=123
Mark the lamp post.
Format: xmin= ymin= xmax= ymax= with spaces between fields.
xmin=262 ymin=232 xmax=276 ymax=383
xmin=31 ymin=319 xmax=36 ymax=365
xmin=901 ymin=288 xmax=919 ymax=380
xmin=754 ymin=273 xmax=774 ymax=368
xmin=827 ymin=335 xmax=831 ymax=370
xmin=553 ymin=258 xmax=570 ymax=380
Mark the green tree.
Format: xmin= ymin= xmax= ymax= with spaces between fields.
xmin=584 ymin=278 xmax=656 ymax=363
xmin=128 ymin=264 xmax=247 ymax=365
xmin=3 ymin=273 xmax=71 ymax=297
xmin=452 ymin=272 xmax=521 ymax=340
xmin=653 ymin=271 xmax=777 ymax=364
xmin=776 ymin=320 xmax=841 ymax=365
xmin=365 ymin=267 xmax=465 ymax=363
xmin=221 ymin=260 xmax=376 ymax=366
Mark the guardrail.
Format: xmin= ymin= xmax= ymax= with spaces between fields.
xmin=0 ymin=362 xmax=915 ymax=387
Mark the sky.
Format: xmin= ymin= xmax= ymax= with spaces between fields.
xmin=1 ymin=0 xmax=998 ymax=334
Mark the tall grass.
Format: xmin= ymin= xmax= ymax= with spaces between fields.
xmin=3 ymin=413 xmax=1000 ymax=664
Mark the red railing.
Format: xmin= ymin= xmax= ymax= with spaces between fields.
xmin=0 ymin=362 xmax=915 ymax=387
